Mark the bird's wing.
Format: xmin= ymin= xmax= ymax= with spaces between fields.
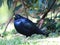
xmin=21 ymin=18 xmax=35 ymax=29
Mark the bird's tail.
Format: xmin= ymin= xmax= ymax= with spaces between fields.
xmin=35 ymin=28 xmax=49 ymax=37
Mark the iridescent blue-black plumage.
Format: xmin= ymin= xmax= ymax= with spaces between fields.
xmin=14 ymin=14 xmax=48 ymax=37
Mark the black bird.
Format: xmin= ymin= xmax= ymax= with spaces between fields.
xmin=14 ymin=14 xmax=49 ymax=37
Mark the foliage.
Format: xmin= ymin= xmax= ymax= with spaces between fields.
xmin=0 ymin=32 xmax=60 ymax=45
xmin=7 ymin=0 xmax=13 ymax=9
xmin=0 ymin=36 xmax=60 ymax=45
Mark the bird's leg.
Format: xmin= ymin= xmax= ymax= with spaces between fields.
xmin=23 ymin=36 xmax=30 ymax=42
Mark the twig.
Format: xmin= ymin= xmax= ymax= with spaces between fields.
xmin=3 ymin=15 xmax=14 ymax=33
xmin=38 ymin=0 xmax=56 ymax=28
xmin=41 ymin=0 xmax=56 ymax=19
xmin=2 ymin=0 xmax=17 ymax=35
xmin=20 ymin=0 xmax=28 ymax=18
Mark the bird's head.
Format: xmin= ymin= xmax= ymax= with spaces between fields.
xmin=14 ymin=14 xmax=22 ymax=20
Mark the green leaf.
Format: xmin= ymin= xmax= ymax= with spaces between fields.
xmin=57 ymin=15 xmax=60 ymax=18
xmin=7 ymin=0 xmax=13 ymax=9
xmin=56 ymin=22 xmax=60 ymax=29
xmin=0 ymin=0 xmax=3 ymax=7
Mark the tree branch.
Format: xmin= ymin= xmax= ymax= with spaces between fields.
xmin=3 ymin=16 xmax=14 ymax=34
xmin=20 ymin=0 xmax=28 ymax=18
xmin=41 ymin=0 xmax=56 ymax=19
xmin=38 ymin=0 xmax=56 ymax=28
xmin=2 ymin=0 xmax=17 ymax=36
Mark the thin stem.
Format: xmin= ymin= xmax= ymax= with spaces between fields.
xmin=21 ymin=0 xmax=28 ymax=18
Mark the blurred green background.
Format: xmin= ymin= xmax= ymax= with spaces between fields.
xmin=0 ymin=0 xmax=60 ymax=45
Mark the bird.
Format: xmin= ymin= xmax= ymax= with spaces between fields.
xmin=14 ymin=14 xmax=49 ymax=37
